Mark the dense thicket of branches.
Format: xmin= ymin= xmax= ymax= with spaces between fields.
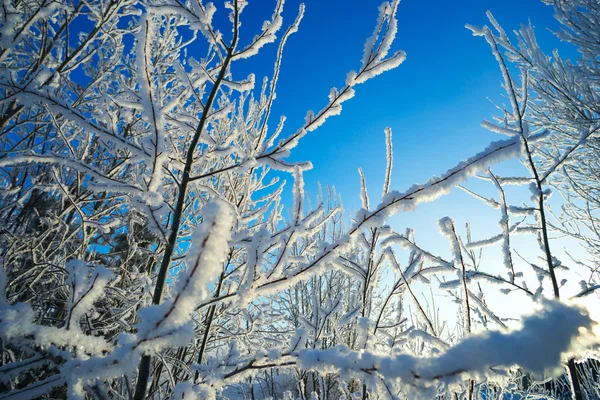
xmin=0 ymin=0 xmax=598 ymax=399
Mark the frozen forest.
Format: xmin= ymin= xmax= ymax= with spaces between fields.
xmin=0 ymin=0 xmax=599 ymax=399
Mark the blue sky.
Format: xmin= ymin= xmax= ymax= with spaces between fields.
xmin=219 ymin=0 xmax=600 ymax=324
xmin=229 ymin=0 xmax=563 ymax=234
xmin=232 ymin=1 xmax=600 ymax=318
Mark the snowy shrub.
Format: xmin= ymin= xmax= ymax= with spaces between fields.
xmin=0 ymin=0 xmax=598 ymax=399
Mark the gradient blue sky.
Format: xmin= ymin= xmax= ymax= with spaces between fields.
xmin=230 ymin=0 xmax=566 ymax=235
xmin=213 ymin=0 xmax=597 ymax=321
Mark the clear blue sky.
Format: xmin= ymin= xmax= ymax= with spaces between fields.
xmin=230 ymin=0 xmax=564 ymax=236
xmin=217 ymin=0 xmax=595 ymax=321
